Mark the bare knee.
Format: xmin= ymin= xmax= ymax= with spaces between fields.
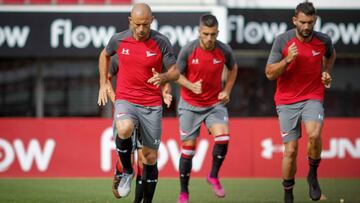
xmin=284 ymin=143 xmax=298 ymax=160
xmin=308 ymin=131 xmax=321 ymax=143
xmin=142 ymin=148 xmax=157 ymax=165
xmin=116 ymin=120 xmax=134 ymax=139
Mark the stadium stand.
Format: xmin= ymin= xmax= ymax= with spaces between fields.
xmin=1 ymin=0 xmax=130 ymax=4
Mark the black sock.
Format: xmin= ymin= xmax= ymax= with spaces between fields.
xmin=283 ymin=179 xmax=295 ymax=202
xmin=210 ymin=143 xmax=228 ymax=178
xmin=308 ymin=157 xmax=321 ymax=179
xmin=133 ymin=175 xmax=143 ymax=203
xmin=142 ymin=163 xmax=158 ymax=203
xmin=179 ymin=156 xmax=192 ymax=194
xmin=115 ymin=136 xmax=133 ymax=174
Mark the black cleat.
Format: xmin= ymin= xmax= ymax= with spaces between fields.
xmin=284 ymin=189 xmax=294 ymax=203
xmin=307 ymin=176 xmax=322 ymax=201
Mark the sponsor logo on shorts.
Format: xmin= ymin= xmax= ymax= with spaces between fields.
xmin=281 ymin=132 xmax=289 ymax=137
xmin=180 ymin=129 xmax=188 ymax=136
xmin=116 ymin=113 xmax=126 ymax=118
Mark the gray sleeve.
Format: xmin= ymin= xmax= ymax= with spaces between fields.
xmin=109 ymin=55 xmax=118 ymax=76
xmin=176 ymin=45 xmax=189 ymax=74
xmin=315 ymin=31 xmax=334 ymax=58
xmin=105 ymin=30 xmax=131 ymax=56
xmin=105 ymin=34 xmax=119 ymax=56
xmin=154 ymin=32 xmax=176 ymax=69
xmin=267 ymin=36 xmax=284 ymax=64
xmin=218 ymin=42 xmax=236 ymax=70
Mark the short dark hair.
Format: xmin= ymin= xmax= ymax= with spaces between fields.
xmin=295 ymin=1 xmax=316 ymax=16
xmin=200 ymin=14 xmax=218 ymax=27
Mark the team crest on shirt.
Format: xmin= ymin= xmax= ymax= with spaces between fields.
xmin=146 ymin=51 xmax=157 ymax=57
xmin=213 ymin=58 xmax=222 ymax=64
xmin=312 ymin=50 xmax=321 ymax=56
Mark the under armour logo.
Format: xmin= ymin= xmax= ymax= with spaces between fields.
xmin=154 ymin=139 xmax=161 ymax=145
xmin=261 ymin=138 xmax=284 ymax=159
xmin=122 ymin=48 xmax=129 ymax=55
xmin=318 ymin=114 xmax=324 ymax=120
xmin=192 ymin=59 xmax=199 ymax=64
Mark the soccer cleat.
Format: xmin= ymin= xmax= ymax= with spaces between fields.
xmin=112 ymin=174 xmax=122 ymax=199
xmin=307 ymin=176 xmax=322 ymax=201
xmin=177 ymin=192 xmax=189 ymax=203
xmin=117 ymin=171 xmax=134 ymax=197
xmin=284 ymin=189 xmax=294 ymax=203
xmin=206 ymin=176 xmax=225 ymax=198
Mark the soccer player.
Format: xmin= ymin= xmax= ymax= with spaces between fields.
xmin=97 ymin=3 xmax=179 ymax=203
xmin=107 ymin=55 xmax=173 ymax=202
xmin=265 ymin=2 xmax=336 ymax=203
xmin=175 ymin=14 xmax=238 ymax=203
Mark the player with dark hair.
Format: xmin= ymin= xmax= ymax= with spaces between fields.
xmin=97 ymin=3 xmax=179 ymax=203
xmin=265 ymin=2 xmax=336 ymax=203
xmin=176 ymin=14 xmax=238 ymax=203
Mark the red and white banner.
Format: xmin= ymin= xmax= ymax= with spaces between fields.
xmin=0 ymin=118 xmax=359 ymax=178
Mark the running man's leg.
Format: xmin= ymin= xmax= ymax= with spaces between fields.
xmin=282 ymin=140 xmax=298 ymax=203
xmin=277 ymin=102 xmax=303 ymax=203
xmin=137 ymin=105 xmax=162 ymax=203
xmin=205 ymin=104 xmax=229 ymax=198
xmin=141 ymin=147 xmax=158 ymax=203
xmin=207 ymin=124 xmax=229 ymax=198
xmin=303 ymin=100 xmax=324 ymax=201
xmin=134 ymin=148 xmax=144 ymax=203
xmin=179 ymin=139 xmax=197 ymax=199
xmin=177 ymin=107 xmax=203 ymax=203
xmin=114 ymin=100 xmax=138 ymax=197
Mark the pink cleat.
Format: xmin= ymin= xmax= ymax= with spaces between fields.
xmin=207 ymin=176 xmax=225 ymax=198
xmin=177 ymin=192 xmax=189 ymax=203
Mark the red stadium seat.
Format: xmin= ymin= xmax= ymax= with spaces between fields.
xmin=83 ymin=0 xmax=106 ymax=4
xmin=56 ymin=0 xmax=79 ymax=4
xmin=28 ymin=0 xmax=52 ymax=4
xmin=2 ymin=0 xmax=26 ymax=4
xmin=110 ymin=0 xmax=131 ymax=4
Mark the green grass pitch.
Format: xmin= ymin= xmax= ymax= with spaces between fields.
xmin=1 ymin=178 xmax=359 ymax=203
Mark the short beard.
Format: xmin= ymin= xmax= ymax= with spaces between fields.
xmin=297 ymin=27 xmax=313 ymax=39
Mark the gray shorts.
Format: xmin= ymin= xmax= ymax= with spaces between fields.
xmin=114 ymin=100 xmax=162 ymax=149
xmin=276 ymin=100 xmax=324 ymax=143
xmin=178 ymin=100 xmax=229 ymax=141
